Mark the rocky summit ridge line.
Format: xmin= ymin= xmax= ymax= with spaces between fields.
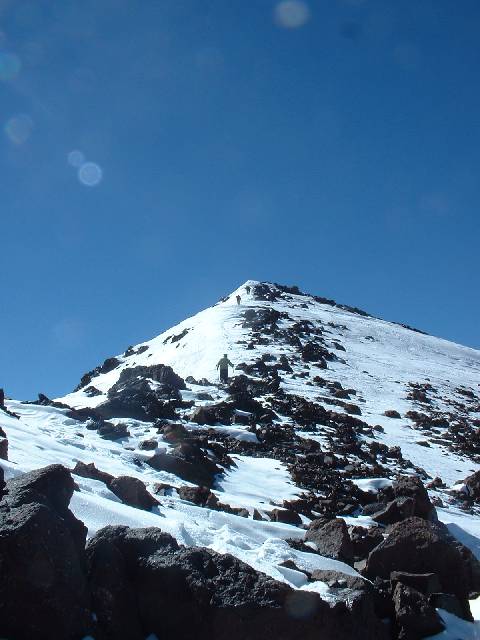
xmin=1 ymin=280 xmax=479 ymax=640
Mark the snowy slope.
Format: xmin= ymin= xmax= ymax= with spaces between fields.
xmin=1 ymin=279 xmax=480 ymax=637
xmin=60 ymin=279 xmax=480 ymax=484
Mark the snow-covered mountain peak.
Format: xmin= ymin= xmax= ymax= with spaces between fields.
xmin=2 ymin=280 xmax=480 ymax=639
xmin=60 ymin=280 xmax=480 ymax=485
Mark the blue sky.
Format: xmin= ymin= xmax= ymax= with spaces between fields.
xmin=1 ymin=0 xmax=479 ymax=399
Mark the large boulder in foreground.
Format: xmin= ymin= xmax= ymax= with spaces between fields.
xmin=0 ymin=465 xmax=92 ymax=640
xmin=87 ymin=525 xmax=388 ymax=640
xmin=365 ymin=517 xmax=480 ymax=620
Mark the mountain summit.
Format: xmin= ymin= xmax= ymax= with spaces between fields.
xmin=1 ymin=280 xmax=480 ymax=639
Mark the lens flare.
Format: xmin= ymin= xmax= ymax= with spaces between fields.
xmin=68 ymin=150 xmax=85 ymax=167
xmin=4 ymin=114 xmax=33 ymax=144
xmin=274 ymin=1 xmax=310 ymax=29
xmin=78 ymin=162 xmax=103 ymax=187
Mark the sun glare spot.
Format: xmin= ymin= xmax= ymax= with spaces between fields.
xmin=78 ymin=161 xmax=103 ymax=187
xmin=4 ymin=114 xmax=33 ymax=144
xmin=274 ymin=1 xmax=310 ymax=29
xmin=68 ymin=150 xmax=85 ymax=167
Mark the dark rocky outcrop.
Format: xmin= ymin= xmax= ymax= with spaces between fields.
xmin=138 ymin=438 xmax=158 ymax=450
xmin=270 ymin=507 xmax=302 ymax=526
xmin=392 ymin=583 xmax=445 ymax=639
xmin=391 ymin=476 xmax=436 ymax=521
xmin=365 ymin=517 xmax=480 ymax=620
xmin=112 ymin=364 xmax=186 ymax=392
xmin=72 ymin=460 xmax=114 ymax=485
xmin=305 ymin=518 xmax=354 ymax=565
xmin=72 ymin=462 xmax=158 ymax=511
xmin=384 ymin=410 xmax=401 ymax=419
xmin=177 ymin=485 xmax=219 ymax=508
xmin=97 ymin=379 xmax=178 ymax=422
xmin=86 ymin=525 xmax=388 ymax=640
xmin=0 ymin=465 xmax=92 ymax=640
xmin=0 ymin=426 xmax=8 ymax=460
xmin=108 ymin=476 xmax=159 ymax=510
xmin=97 ymin=421 xmax=130 ymax=440
xmin=75 ymin=356 xmax=121 ymax=391
xmin=94 ymin=364 xmax=186 ymax=422
xmin=461 ymin=470 xmax=480 ymax=501
xmin=372 ymin=476 xmax=436 ymax=526
xmin=147 ymin=446 xmax=224 ymax=488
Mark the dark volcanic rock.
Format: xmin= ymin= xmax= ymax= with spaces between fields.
xmin=372 ymin=497 xmax=415 ymax=526
xmin=365 ymin=517 xmax=479 ymax=619
xmin=161 ymin=422 xmax=189 ymax=443
xmin=305 ymin=518 xmax=354 ymax=565
xmin=392 ymin=583 xmax=445 ymax=639
xmin=75 ymin=356 xmax=121 ymax=391
xmin=391 ymin=571 xmax=441 ymax=597
xmin=73 ymin=462 xmax=158 ymax=511
xmin=391 ymin=476 xmax=436 ymax=521
xmin=191 ymin=402 xmax=234 ymax=426
xmin=384 ymin=410 xmax=401 ymax=419
xmin=270 ymin=508 xmax=302 ymax=526
xmin=72 ymin=460 xmax=114 ymax=485
xmin=95 ymin=364 xmax=185 ymax=421
xmin=113 ymin=364 xmax=186 ymax=391
xmin=86 ymin=525 xmax=388 ymax=640
xmin=177 ymin=485 xmax=219 ymax=508
xmin=301 ymin=341 xmax=330 ymax=366
xmin=0 ymin=426 xmax=8 ymax=461
xmin=349 ymin=526 xmax=384 ymax=560
xmin=109 ymin=476 xmax=159 ymax=510
xmin=97 ymin=379 xmax=178 ymax=422
xmin=462 ymin=470 xmax=480 ymax=500
xmin=138 ymin=438 xmax=158 ymax=450
xmin=147 ymin=448 xmax=223 ymax=488
xmin=97 ymin=421 xmax=130 ymax=440
xmin=0 ymin=465 xmax=92 ymax=640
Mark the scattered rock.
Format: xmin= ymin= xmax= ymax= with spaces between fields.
xmin=365 ymin=517 xmax=479 ymax=619
xmin=270 ymin=508 xmax=302 ymax=526
xmin=305 ymin=518 xmax=354 ymax=565
xmin=72 ymin=461 xmax=114 ymax=485
xmin=384 ymin=410 xmax=401 ymax=419
xmin=392 ymin=582 xmax=445 ymax=639
xmin=177 ymin=485 xmax=219 ymax=508
xmin=138 ymin=438 xmax=158 ymax=450
xmin=108 ymin=476 xmax=159 ymax=511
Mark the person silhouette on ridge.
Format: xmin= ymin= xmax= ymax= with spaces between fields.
xmin=216 ymin=354 xmax=234 ymax=383
xmin=236 ymin=295 xmax=241 ymax=305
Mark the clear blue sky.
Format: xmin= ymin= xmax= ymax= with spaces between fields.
xmin=1 ymin=0 xmax=479 ymax=399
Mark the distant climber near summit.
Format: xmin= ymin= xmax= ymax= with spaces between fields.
xmin=216 ymin=354 xmax=234 ymax=383
xmin=236 ymin=295 xmax=241 ymax=305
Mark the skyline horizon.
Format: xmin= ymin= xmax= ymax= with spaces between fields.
xmin=2 ymin=1 xmax=479 ymax=399
xmin=3 ymin=276 xmax=479 ymax=402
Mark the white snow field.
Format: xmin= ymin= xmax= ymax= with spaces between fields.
xmin=1 ymin=280 xmax=480 ymax=633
